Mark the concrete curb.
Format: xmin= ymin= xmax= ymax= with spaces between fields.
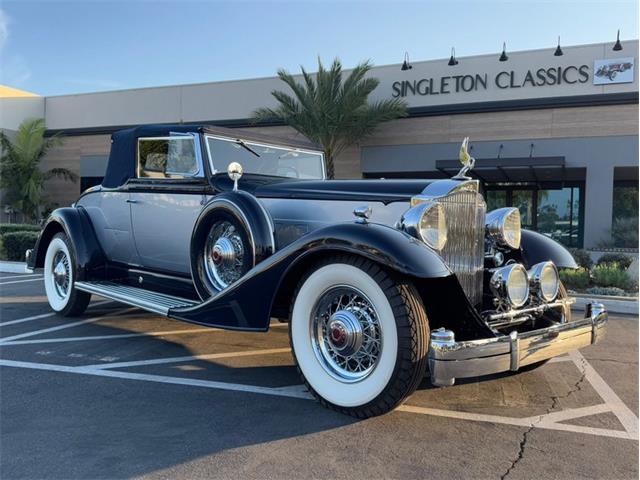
xmin=572 ymin=294 xmax=639 ymax=316
xmin=0 ymin=261 xmax=29 ymax=274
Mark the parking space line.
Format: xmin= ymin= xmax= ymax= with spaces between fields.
xmin=0 ymin=326 xmax=227 ymax=346
xmin=84 ymin=347 xmax=292 ymax=369
xmin=531 ymin=403 xmax=611 ymax=423
xmin=0 ymin=307 xmax=135 ymax=344
xmin=0 ymin=274 xmax=41 ymax=281
xmin=0 ymin=300 xmax=113 ymax=327
xmin=569 ymin=350 xmax=639 ymax=438
xmin=0 ymin=358 xmax=313 ymax=400
xmin=0 ymin=278 xmax=44 ymax=286
xmin=0 ymin=351 xmax=636 ymax=440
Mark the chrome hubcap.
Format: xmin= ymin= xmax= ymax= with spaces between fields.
xmin=204 ymin=220 xmax=245 ymax=291
xmin=51 ymin=250 xmax=70 ymax=299
xmin=311 ymin=286 xmax=382 ymax=383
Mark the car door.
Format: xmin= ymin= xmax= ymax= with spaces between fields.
xmin=129 ymin=134 xmax=209 ymax=275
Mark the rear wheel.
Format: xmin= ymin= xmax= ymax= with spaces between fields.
xmin=43 ymin=233 xmax=91 ymax=316
xmin=289 ymin=255 xmax=429 ymax=418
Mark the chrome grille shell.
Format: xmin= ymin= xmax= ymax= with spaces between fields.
xmin=413 ymin=180 xmax=486 ymax=306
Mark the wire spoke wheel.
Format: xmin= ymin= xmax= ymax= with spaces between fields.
xmin=204 ymin=220 xmax=246 ymax=291
xmin=311 ymin=286 xmax=382 ymax=383
xmin=51 ymin=250 xmax=71 ymax=299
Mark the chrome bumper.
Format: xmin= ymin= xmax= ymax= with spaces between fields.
xmin=428 ymin=303 xmax=608 ymax=387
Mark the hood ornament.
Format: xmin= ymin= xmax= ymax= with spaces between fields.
xmin=454 ymin=137 xmax=475 ymax=179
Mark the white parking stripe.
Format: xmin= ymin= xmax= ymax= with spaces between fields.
xmin=0 ymin=327 xmax=224 ymax=346
xmin=0 ymin=355 xmax=634 ymax=440
xmin=84 ymin=347 xmax=292 ymax=369
xmin=0 ymin=307 xmax=135 ymax=344
xmin=0 ymin=358 xmax=313 ymax=400
xmin=0 ymin=300 xmax=114 ymax=327
xmin=0 ymin=274 xmax=41 ymax=281
xmin=570 ymin=350 xmax=639 ymax=437
xmin=0 ymin=278 xmax=43 ymax=286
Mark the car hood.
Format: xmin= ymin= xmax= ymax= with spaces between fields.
xmin=252 ymin=178 xmax=438 ymax=204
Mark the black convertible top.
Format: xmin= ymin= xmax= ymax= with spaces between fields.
xmin=102 ymin=124 xmax=322 ymax=188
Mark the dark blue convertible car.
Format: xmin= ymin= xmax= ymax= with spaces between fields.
xmin=27 ymin=125 xmax=607 ymax=417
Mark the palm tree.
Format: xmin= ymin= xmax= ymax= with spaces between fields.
xmin=0 ymin=118 xmax=77 ymax=221
xmin=253 ymin=58 xmax=408 ymax=178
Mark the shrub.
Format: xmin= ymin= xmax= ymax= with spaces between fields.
xmin=612 ymin=217 xmax=639 ymax=248
xmin=585 ymin=286 xmax=631 ymax=297
xmin=596 ymin=253 xmax=634 ymax=270
xmin=591 ymin=263 xmax=634 ymax=290
xmin=559 ymin=268 xmax=590 ymax=290
xmin=569 ymin=248 xmax=593 ymax=269
xmin=0 ymin=223 xmax=41 ymax=235
xmin=2 ymin=231 xmax=40 ymax=261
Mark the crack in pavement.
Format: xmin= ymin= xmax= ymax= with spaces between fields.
xmin=500 ymin=363 xmax=588 ymax=479
xmin=587 ymin=357 xmax=638 ymax=366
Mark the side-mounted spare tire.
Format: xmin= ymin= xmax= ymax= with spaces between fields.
xmin=190 ymin=192 xmax=275 ymax=300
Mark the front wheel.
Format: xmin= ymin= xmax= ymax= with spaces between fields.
xmin=289 ymin=256 xmax=429 ymax=418
xmin=43 ymin=232 xmax=91 ymax=316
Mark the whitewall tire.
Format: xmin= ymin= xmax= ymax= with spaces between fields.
xmin=290 ymin=255 xmax=430 ymax=418
xmin=43 ymin=233 xmax=91 ymax=316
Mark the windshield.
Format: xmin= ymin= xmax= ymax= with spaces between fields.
xmin=206 ymin=135 xmax=325 ymax=180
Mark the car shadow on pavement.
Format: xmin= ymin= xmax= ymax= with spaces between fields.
xmin=1 ymin=309 xmax=364 ymax=479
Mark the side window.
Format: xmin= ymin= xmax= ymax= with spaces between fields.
xmin=137 ymin=137 xmax=199 ymax=179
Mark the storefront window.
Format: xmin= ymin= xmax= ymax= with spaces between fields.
xmin=484 ymin=185 xmax=583 ymax=247
xmin=512 ymin=190 xmax=534 ymax=229
xmin=612 ymin=183 xmax=638 ymax=248
xmin=486 ymin=190 xmax=507 ymax=211
xmin=536 ymin=187 xmax=580 ymax=247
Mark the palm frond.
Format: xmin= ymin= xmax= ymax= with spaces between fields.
xmin=45 ymin=168 xmax=78 ymax=183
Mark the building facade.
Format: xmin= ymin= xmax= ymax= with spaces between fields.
xmin=1 ymin=41 xmax=638 ymax=249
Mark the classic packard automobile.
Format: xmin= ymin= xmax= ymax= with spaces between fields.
xmin=27 ymin=125 xmax=608 ymax=418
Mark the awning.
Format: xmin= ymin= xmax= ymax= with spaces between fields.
xmin=434 ymin=156 xmax=582 ymax=184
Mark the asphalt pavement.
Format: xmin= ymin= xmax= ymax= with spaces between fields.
xmin=0 ymin=271 xmax=638 ymax=479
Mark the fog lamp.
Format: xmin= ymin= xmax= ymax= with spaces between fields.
xmin=490 ymin=264 xmax=530 ymax=308
xmin=528 ymin=261 xmax=560 ymax=302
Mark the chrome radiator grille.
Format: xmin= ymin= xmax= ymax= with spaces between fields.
xmin=439 ymin=190 xmax=486 ymax=306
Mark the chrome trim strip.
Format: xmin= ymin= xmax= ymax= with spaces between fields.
xmin=413 ymin=179 xmax=479 ymax=203
xmin=75 ymin=281 xmax=198 ymax=316
xmin=428 ymin=302 xmax=608 ymax=386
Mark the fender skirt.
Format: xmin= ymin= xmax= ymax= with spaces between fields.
xmin=520 ymin=229 xmax=578 ymax=269
xmin=170 ymin=222 xmax=454 ymax=331
xmin=28 ymin=207 xmax=107 ymax=280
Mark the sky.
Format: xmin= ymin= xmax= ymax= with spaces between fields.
xmin=0 ymin=0 xmax=638 ymax=97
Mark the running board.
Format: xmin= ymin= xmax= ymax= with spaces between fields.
xmin=75 ymin=281 xmax=199 ymax=315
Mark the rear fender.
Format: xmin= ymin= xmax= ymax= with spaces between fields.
xmin=28 ymin=207 xmax=106 ymax=281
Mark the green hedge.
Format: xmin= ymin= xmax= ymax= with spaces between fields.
xmin=596 ymin=253 xmax=633 ymax=270
xmin=2 ymin=231 xmax=40 ymax=261
xmin=592 ymin=263 xmax=635 ymax=290
xmin=569 ymin=248 xmax=593 ymax=269
xmin=559 ymin=268 xmax=590 ymax=290
xmin=0 ymin=223 xmax=41 ymax=235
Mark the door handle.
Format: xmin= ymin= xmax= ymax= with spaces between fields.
xmin=126 ymin=199 xmax=138 ymax=204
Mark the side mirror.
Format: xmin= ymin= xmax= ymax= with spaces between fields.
xmin=227 ymin=162 xmax=243 ymax=191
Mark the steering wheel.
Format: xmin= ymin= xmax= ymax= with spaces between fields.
xmin=276 ymin=165 xmax=300 ymax=178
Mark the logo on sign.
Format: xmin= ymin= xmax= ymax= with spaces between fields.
xmin=593 ymin=57 xmax=635 ymax=85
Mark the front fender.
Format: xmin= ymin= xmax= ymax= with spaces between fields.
xmin=170 ymin=222 xmax=451 ymax=330
xmin=520 ymin=229 xmax=578 ymax=269
xmin=28 ymin=207 xmax=106 ymax=280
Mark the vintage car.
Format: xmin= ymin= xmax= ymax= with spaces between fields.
xmin=27 ymin=125 xmax=608 ymax=418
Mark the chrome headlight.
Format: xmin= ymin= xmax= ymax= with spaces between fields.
xmin=490 ymin=264 xmax=529 ymax=308
xmin=486 ymin=207 xmax=521 ymax=249
xmin=528 ymin=261 xmax=560 ymax=302
xmin=401 ymin=201 xmax=447 ymax=250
